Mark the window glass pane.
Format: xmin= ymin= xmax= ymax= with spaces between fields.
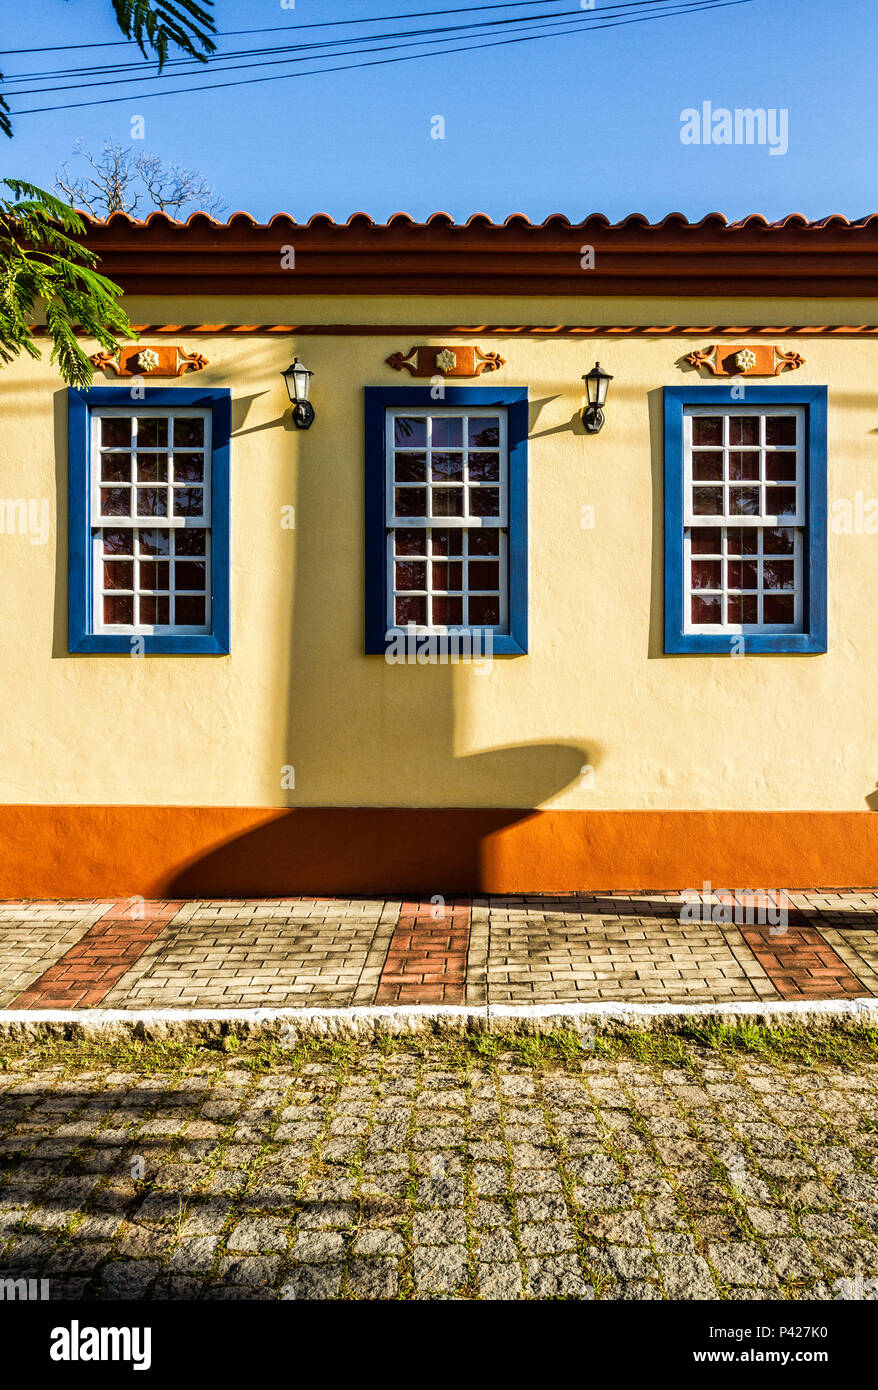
xmin=174 ymin=530 xmax=205 ymax=557
xmin=395 ymin=452 xmax=426 ymax=483
xmin=136 ymin=454 xmax=167 ymax=483
xmin=726 ymin=528 xmax=758 ymax=555
xmin=431 ymin=452 xmax=463 ymax=482
xmin=691 ymin=560 xmax=721 ymax=590
xmin=173 ymin=488 xmax=203 ymax=518
xmin=101 ymin=455 xmax=130 ymax=483
xmin=432 ymin=488 xmax=464 ymax=517
xmin=175 ymin=560 xmax=206 ymax=590
xmin=468 ymin=560 xmax=500 ymax=589
xmin=692 ymin=487 xmax=722 ymax=515
xmin=729 ymin=452 xmax=759 ymax=481
xmin=767 ymin=486 xmax=797 ymax=516
xmin=101 ymin=417 xmax=131 ymax=447
xmin=175 ymin=596 xmax=206 ymax=626
xmin=692 ymin=452 xmax=723 ymax=481
xmin=728 ymin=561 xmax=758 ymax=589
xmin=432 ymin=417 xmax=463 ymax=447
xmin=469 ymin=453 xmax=500 ymax=482
xmin=691 ymin=527 xmax=722 ymax=554
xmin=692 ymin=417 xmax=723 ymax=446
xmin=103 ymin=594 xmax=134 ymax=624
xmin=140 ymin=561 xmax=169 ymax=591
xmin=763 ymin=559 xmax=795 ymax=590
xmin=103 ymin=560 xmax=133 ymax=590
xmin=468 ymin=531 xmax=499 ymax=556
xmin=729 ymin=487 xmax=760 ymax=516
xmin=729 ymin=416 xmax=759 ymax=445
xmin=394 ymin=529 xmax=425 ymax=556
xmin=470 ymin=488 xmax=500 ymax=518
xmin=103 ymin=529 xmax=133 ymax=555
xmin=140 ymin=596 xmax=170 ymax=625
xmin=395 ymin=560 xmax=427 ymax=590
xmin=766 ymin=416 xmax=796 ymax=445
xmin=691 ymin=594 xmax=722 ymax=624
xmin=173 ymin=454 xmax=205 ymax=483
xmin=137 ymin=417 xmax=168 ymax=447
xmin=139 ymin=529 xmax=170 ymax=556
xmin=469 ymin=596 xmax=500 ymax=626
xmin=395 ymin=595 xmax=427 ymax=625
xmin=763 ymin=527 xmax=794 ymax=554
xmin=432 ymin=596 xmax=464 ymax=625
xmin=395 ymin=487 xmax=426 ymax=517
xmin=468 ymin=418 xmax=500 ymax=447
xmin=728 ymin=596 xmax=758 ymax=623
xmin=763 ymin=594 xmax=795 ymax=623
xmin=395 ymin=417 xmax=426 ymax=447
xmin=173 ymin=418 xmax=205 ymax=447
xmin=431 ymin=561 xmax=463 ymax=591
xmin=431 ymin=529 xmax=463 ymax=556
xmin=101 ymin=488 xmax=131 ymax=517
xmin=765 ymin=452 xmax=796 ymax=482
xmin=136 ymin=488 xmax=167 ymax=517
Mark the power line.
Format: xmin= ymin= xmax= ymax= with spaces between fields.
xmin=11 ymin=0 xmax=758 ymax=118
xmin=2 ymin=0 xmax=684 ymax=85
xmin=0 ymin=0 xmax=633 ymax=55
xmin=1 ymin=1 xmax=705 ymax=95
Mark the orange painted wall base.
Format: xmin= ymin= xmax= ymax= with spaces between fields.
xmin=1 ymin=806 xmax=877 ymax=897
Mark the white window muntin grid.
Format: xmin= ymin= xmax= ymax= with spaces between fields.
xmin=90 ymin=407 xmax=212 ymax=528
xmin=683 ymin=526 xmax=804 ymax=634
xmin=385 ymin=406 xmax=508 ymax=527
xmin=90 ymin=408 xmax=211 ymax=635
xmin=385 ymin=406 xmax=509 ymax=634
xmin=684 ymin=405 xmax=804 ymax=527
xmin=385 ymin=528 xmax=509 ymax=634
xmin=92 ymin=530 xmax=213 ymax=635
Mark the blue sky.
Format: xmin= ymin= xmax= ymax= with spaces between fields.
xmin=0 ymin=0 xmax=873 ymax=222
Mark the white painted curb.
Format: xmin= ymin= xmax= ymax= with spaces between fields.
xmin=0 ymin=997 xmax=876 ymax=1040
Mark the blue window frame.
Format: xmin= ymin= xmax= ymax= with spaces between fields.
xmin=664 ymin=385 xmax=827 ymax=654
xmin=68 ymin=387 xmax=231 ymax=655
xmin=364 ymin=386 xmax=528 ymax=655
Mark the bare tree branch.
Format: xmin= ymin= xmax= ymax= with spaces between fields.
xmin=55 ymin=141 xmax=140 ymax=218
xmin=54 ymin=140 xmax=225 ymax=220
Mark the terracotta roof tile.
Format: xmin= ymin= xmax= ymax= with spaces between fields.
xmin=76 ymin=211 xmax=878 ymax=297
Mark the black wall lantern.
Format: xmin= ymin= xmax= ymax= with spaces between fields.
xmin=281 ymin=358 xmax=315 ymax=429
xmin=581 ymin=362 xmax=613 ymax=434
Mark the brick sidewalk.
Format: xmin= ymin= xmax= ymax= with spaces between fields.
xmin=1 ymin=891 xmax=878 ymax=1011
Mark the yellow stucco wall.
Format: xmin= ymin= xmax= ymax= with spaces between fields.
xmin=1 ymin=293 xmax=876 ymax=812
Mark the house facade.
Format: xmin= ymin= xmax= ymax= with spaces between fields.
xmin=1 ymin=210 xmax=877 ymax=897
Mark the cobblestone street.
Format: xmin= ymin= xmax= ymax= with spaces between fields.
xmin=2 ymin=1036 xmax=878 ymax=1300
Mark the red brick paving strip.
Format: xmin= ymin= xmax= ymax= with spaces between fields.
xmin=10 ymin=900 xmax=182 ymax=1009
xmin=375 ymin=899 xmax=471 ymax=1004
xmin=739 ymin=912 xmax=868 ymax=1000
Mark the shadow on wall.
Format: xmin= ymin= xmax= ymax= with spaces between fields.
xmin=166 ymin=382 xmax=594 ymax=896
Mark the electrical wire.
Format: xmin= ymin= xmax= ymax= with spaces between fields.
xmin=1 ymin=0 xmax=727 ymax=96
xmin=9 ymin=0 xmax=758 ymax=118
xmin=0 ymin=0 xmax=676 ymax=55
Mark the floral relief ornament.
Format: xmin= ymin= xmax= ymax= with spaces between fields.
xmin=436 ymin=348 xmax=457 ymax=373
xmin=136 ymin=348 xmax=160 ymax=373
xmin=88 ymin=345 xmax=210 ymax=377
xmin=683 ymin=343 xmax=805 ymax=377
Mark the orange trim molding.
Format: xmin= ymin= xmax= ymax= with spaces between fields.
xmin=31 ymin=324 xmax=878 ymax=339
xmin=1 ymin=806 xmax=877 ymax=898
